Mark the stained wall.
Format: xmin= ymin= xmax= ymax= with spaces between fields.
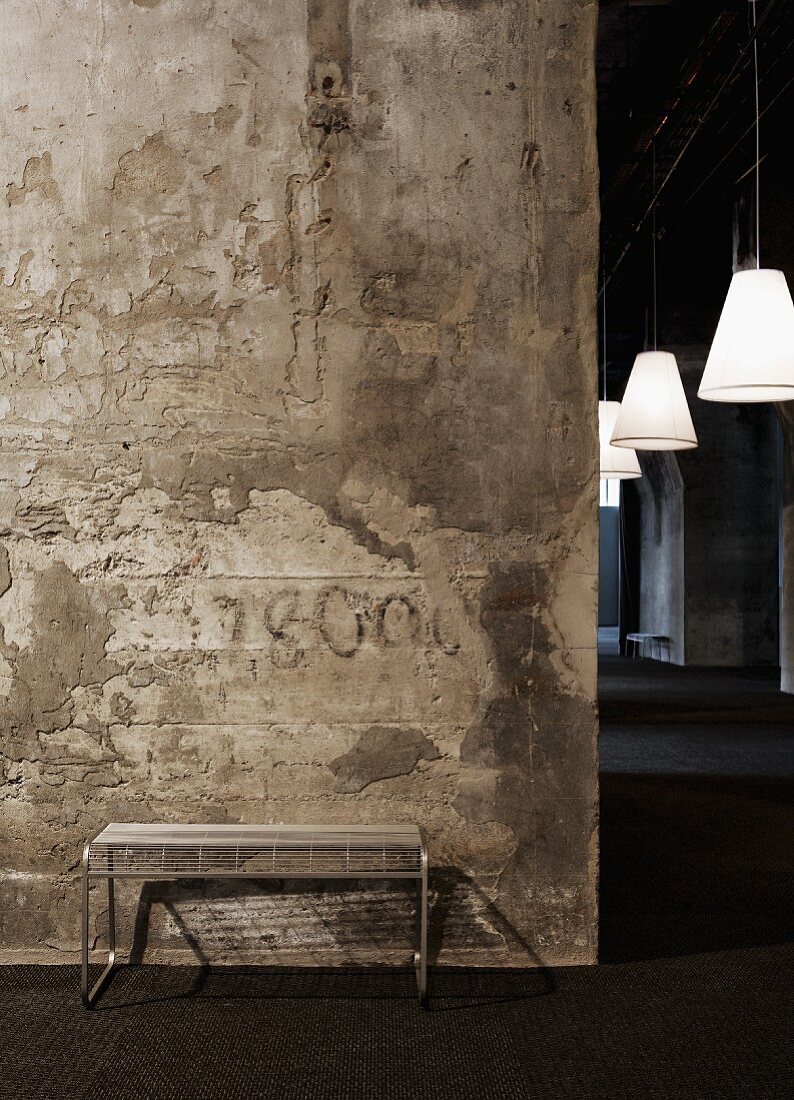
xmin=0 ymin=0 xmax=599 ymax=965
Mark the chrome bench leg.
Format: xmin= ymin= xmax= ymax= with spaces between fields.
xmin=82 ymin=846 xmax=116 ymax=1009
xmin=414 ymin=853 xmax=428 ymax=1006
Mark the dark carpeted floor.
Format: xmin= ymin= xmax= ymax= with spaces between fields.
xmin=1 ymin=950 xmax=791 ymax=1100
xmin=1 ymin=658 xmax=792 ymax=1099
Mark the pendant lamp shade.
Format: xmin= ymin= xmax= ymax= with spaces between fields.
xmin=611 ymin=351 xmax=697 ymax=451
xmin=698 ymin=269 xmax=794 ymax=402
xmin=599 ymin=401 xmax=642 ymax=479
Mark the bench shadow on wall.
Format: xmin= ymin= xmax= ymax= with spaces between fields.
xmin=88 ymin=870 xmax=556 ymax=1009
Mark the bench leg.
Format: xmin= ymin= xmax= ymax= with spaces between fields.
xmin=82 ymin=858 xmax=116 ymax=1009
xmin=414 ymin=856 xmax=428 ymax=1006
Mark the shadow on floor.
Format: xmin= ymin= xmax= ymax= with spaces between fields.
xmin=84 ymin=963 xmax=554 ymax=1015
xmin=600 ymin=772 xmax=793 ymax=962
xmin=103 ymin=869 xmax=556 ymax=1011
xmin=599 ymin=656 xmax=794 ymax=963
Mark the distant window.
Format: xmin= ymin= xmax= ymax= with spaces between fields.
xmin=600 ymin=479 xmax=620 ymax=508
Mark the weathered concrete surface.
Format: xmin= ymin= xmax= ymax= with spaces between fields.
xmin=0 ymin=0 xmax=599 ymax=966
xmin=635 ymin=351 xmax=778 ymax=668
xmin=636 ymin=451 xmax=685 ymax=664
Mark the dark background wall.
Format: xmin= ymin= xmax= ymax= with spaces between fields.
xmin=678 ymin=353 xmax=779 ymax=666
xmin=599 ymin=505 xmax=620 ymax=626
xmin=627 ymin=350 xmax=779 ymax=668
xmin=765 ymin=167 xmax=794 ymax=691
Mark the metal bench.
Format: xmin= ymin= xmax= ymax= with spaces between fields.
xmin=82 ymin=822 xmax=429 ymax=1007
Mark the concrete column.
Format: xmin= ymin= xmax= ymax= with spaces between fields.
xmin=637 ymin=452 xmax=686 ymax=664
xmin=778 ymin=407 xmax=794 ymax=692
xmin=0 ymin=0 xmax=600 ymax=965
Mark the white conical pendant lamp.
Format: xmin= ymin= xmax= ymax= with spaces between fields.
xmin=611 ymin=142 xmax=697 ymax=451
xmin=611 ymin=351 xmax=697 ymax=450
xmin=699 ymin=269 xmax=794 ymax=401
xmin=699 ymin=3 xmax=794 ymax=403
xmin=600 ymin=400 xmax=641 ymax=478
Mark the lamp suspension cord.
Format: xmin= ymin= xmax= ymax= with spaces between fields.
xmin=751 ymin=0 xmax=760 ymax=268
xmin=652 ymin=140 xmax=657 ymax=350
xmin=602 ymin=256 xmax=607 ymax=400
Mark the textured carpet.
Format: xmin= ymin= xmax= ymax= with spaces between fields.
xmin=1 ymin=951 xmax=791 ymax=1100
xmin=600 ymin=657 xmax=794 ymax=963
xmin=1 ymin=658 xmax=792 ymax=1099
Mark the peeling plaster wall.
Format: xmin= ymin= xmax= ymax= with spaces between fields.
xmin=0 ymin=0 xmax=599 ymax=966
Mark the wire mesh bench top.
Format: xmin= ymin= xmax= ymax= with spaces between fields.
xmin=87 ymin=823 xmax=425 ymax=878
xmin=82 ymin=822 xmax=429 ymax=1009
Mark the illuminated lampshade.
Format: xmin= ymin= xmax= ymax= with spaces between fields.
xmin=599 ymin=401 xmax=641 ymax=479
xmin=698 ymin=269 xmax=794 ymax=402
xmin=611 ymin=351 xmax=697 ymax=450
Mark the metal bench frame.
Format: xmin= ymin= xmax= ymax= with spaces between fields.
xmin=625 ymin=632 xmax=670 ymax=660
xmin=82 ymin=823 xmax=429 ymax=1008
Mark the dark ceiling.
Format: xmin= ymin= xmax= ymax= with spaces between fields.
xmin=597 ymin=0 xmax=794 ymax=384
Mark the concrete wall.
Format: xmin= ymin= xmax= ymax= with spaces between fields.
xmin=0 ymin=1 xmax=600 ymax=965
xmin=678 ymin=352 xmax=778 ymax=667
xmin=779 ymin=406 xmax=794 ymax=692
xmin=635 ymin=350 xmax=778 ymax=668
xmin=765 ymin=177 xmax=794 ymax=693
xmin=637 ymin=452 xmax=685 ymax=664
xmin=598 ymin=505 xmax=619 ymax=626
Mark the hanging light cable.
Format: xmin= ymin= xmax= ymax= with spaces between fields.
xmin=699 ymin=0 xmax=794 ymax=403
xmin=603 ymin=264 xmax=607 ymax=399
xmin=599 ymin=256 xmax=642 ymax=479
xmin=611 ymin=143 xmax=698 ymax=451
